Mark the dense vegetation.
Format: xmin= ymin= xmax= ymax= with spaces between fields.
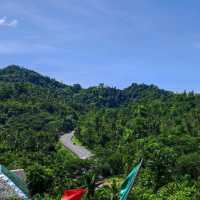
xmin=0 ymin=65 xmax=200 ymax=199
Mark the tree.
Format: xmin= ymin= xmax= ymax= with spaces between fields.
xmin=27 ymin=163 xmax=53 ymax=195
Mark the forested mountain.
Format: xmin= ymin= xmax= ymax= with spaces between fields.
xmin=0 ymin=65 xmax=67 ymax=89
xmin=0 ymin=65 xmax=200 ymax=199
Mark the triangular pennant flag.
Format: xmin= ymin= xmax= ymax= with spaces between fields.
xmin=61 ymin=188 xmax=87 ymax=200
xmin=119 ymin=159 xmax=143 ymax=200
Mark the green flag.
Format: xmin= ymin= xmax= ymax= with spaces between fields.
xmin=119 ymin=159 xmax=143 ymax=200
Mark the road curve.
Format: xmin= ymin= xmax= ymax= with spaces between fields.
xmin=59 ymin=131 xmax=93 ymax=160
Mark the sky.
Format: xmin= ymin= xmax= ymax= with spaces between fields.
xmin=0 ymin=0 xmax=200 ymax=92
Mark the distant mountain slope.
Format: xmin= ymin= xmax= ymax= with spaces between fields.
xmin=73 ymin=83 xmax=173 ymax=108
xmin=0 ymin=65 xmax=172 ymax=108
xmin=123 ymin=83 xmax=173 ymax=102
xmin=0 ymin=65 xmax=68 ymax=90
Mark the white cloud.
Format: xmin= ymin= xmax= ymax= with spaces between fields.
xmin=0 ymin=16 xmax=18 ymax=27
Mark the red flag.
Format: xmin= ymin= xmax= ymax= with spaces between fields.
xmin=61 ymin=188 xmax=87 ymax=200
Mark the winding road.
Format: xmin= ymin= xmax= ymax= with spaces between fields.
xmin=59 ymin=131 xmax=93 ymax=160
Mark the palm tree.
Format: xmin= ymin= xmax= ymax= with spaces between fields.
xmin=109 ymin=180 xmax=119 ymax=200
xmin=96 ymin=180 xmax=119 ymax=200
xmin=80 ymin=172 xmax=96 ymax=200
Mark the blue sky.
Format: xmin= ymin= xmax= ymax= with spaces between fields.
xmin=0 ymin=0 xmax=200 ymax=91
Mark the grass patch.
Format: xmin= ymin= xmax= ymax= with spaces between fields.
xmin=104 ymin=175 xmax=123 ymax=186
xmin=71 ymin=135 xmax=82 ymax=145
xmin=57 ymin=143 xmax=78 ymax=160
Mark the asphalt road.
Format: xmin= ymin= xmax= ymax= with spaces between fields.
xmin=59 ymin=131 xmax=93 ymax=160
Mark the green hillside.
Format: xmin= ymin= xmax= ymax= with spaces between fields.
xmin=0 ymin=65 xmax=200 ymax=199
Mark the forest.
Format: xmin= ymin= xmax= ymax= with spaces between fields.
xmin=0 ymin=65 xmax=200 ymax=199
